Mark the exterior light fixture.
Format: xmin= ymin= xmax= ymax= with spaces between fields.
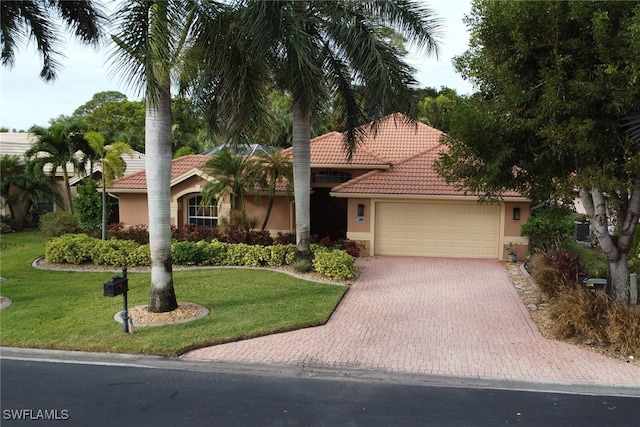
xmin=513 ymin=207 xmax=521 ymax=221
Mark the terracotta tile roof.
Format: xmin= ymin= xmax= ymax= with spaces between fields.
xmin=332 ymin=146 xmax=523 ymax=198
xmin=281 ymin=132 xmax=389 ymax=166
xmin=280 ymin=113 xmax=443 ymax=166
xmin=109 ymin=154 xmax=211 ymax=190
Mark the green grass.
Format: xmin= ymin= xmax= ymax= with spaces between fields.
xmin=0 ymin=231 xmax=347 ymax=356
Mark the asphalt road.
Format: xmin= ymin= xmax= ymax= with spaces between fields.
xmin=1 ymin=355 xmax=638 ymax=427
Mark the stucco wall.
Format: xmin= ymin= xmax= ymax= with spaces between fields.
xmin=243 ymin=195 xmax=292 ymax=232
xmin=502 ymin=201 xmax=531 ymax=260
xmin=116 ymin=193 xmax=149 ymax=225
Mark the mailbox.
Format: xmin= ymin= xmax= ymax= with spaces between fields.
xmin=104 ymin=275 xmax=129 ymax=297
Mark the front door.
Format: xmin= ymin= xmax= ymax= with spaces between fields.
xmin=310 ymin=188 xmax=347 ymax=240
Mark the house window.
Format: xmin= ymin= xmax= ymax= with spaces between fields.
xmin=312 ymin=170 xmax=352 ymax=183
xmin=35 ymin=196 xmax=54 ymax=213
xmin=187 ymin=196 xmax=218 ymax=227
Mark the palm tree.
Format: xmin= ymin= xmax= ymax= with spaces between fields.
xmin=110 ymin=1 xmax=236 ymax=312
xmin=84 ymin=131 xmax=134 ymax=240
xmin=254 ymin=149 xmax=293 ymax=231
xmin=26 ymin=121 xmax=88 ymax=213
xmin=201 ymin=148 xmax=259 ymax=213
xmin=1 ymin=0 xmax=105 ymax=80
xmin=0 ymin=154 xmax=24 ymax=220
xmin=201 ymin=1 xmax=442 ymax=257
xmin=9 ymin=165 xmax=62 ymax=230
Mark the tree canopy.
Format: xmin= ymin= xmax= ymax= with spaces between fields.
xmin=435 ymin=0 xmax=640 ymax=302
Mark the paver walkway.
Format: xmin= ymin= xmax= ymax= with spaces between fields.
xmin=183 ymin=257 xmax=640 ymax=387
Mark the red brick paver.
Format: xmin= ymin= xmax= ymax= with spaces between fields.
xmin=183 ymin=257 xmax=640 ymax=386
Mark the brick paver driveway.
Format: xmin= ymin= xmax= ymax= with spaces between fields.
xmin=183 ymin=257 xmax=640 ymax=387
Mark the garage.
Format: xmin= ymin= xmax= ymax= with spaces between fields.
xmin=374 ymin=201 xmax=501 ymax=258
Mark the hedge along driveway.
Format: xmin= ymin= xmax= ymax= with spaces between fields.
xmin=0 ymin=232 xmax=348 ymax=356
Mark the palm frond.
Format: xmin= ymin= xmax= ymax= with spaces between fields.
xmin=622 ymin=114 xmax=640 ymax=143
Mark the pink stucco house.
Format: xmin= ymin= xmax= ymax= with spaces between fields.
xmin=107 ymin=114 xmax=530 ymax=260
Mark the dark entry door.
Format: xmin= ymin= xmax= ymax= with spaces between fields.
xmin=310 ymin=188 xmax=347 ymax=240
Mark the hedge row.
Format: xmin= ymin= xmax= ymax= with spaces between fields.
xmin=44 ymin=234 xmax=356 ymax=280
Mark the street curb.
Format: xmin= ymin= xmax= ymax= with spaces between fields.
xmin=2 ymin=346 xmax=640 ymax=398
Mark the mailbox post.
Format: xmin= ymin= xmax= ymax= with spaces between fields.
xmin=103 ymin=268 xmax=132 ymax=333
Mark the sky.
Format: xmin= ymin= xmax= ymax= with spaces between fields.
xmin=0 ymin=0 xmax=473 ymax=132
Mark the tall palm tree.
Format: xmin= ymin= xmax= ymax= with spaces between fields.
xmin=110 ymin=0 xmax=183 ymax=313
xmin=110 ymin=1 xmax=235 ymax=312
xmin=84 ymin=131 xmax=134 ymax=240
xmin=1 ymin=0 xmax=105 ymax=80
xmin=255 ymin=149 xmax=293 ymax=231
xmin=200 ymin=1 xmax=442 ymax=256
xmin=26 ymin=121 xmax=88 ymax=213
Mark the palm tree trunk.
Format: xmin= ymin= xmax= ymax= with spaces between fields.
xmin=146 ymin=87 xmax=178 ymax=313
xmin=292 ymin=106 xmax=311 ymax=257
xmin=101 ymin=171 xmax=107 ymax=240
xmin=62 ymin=169 xmax=74 ymax=214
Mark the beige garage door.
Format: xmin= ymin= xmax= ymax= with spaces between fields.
xmin=374 ymin=202 xmax=500 ymax=258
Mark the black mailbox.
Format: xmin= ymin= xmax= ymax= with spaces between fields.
xmin=104 ymin=275 xmax=129 ymax=297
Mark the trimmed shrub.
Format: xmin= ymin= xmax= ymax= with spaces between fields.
xmin=39 ymin=212 xmax=78 ymax=238
xmin=130 ymin=244 xmax=151 ymax=266
xmin=223 ymin=243 xmax=251 ymax=265
xmin=172 ymin=241 xmax=207 ymax=265
xmin=202 ymin=240 xmax=227 ymax=266
xmin=267 ymin=244 xmax=296 ymax=267
xmin=91 ymin=238 xmax=140 ymax=267
xmin=312 ymin=250 xmax=356 ymax=280
xmin=44 ymin=233 xmax=94 ymax=264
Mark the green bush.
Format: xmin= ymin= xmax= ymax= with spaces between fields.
xmin=39 ymin=212 xmax=78 ymax=238
xmin=172 ymin=241 xmax=207 ymax=265
xmin=312 ymin=250 xmax=356 ymax=280
xmin=74 ymin=178 xmax=117 ymax=231
xmin=130 ymin=244 xmax=151 ymax=266
xmin=521 ymin=207 xmax=575 ymax=253
xmin=44 ymin=233 xmax=94 ymax=264
xmin=202 ymin=240 xmax=227 ymax=265
xmin=43 ymin=235 xmax=353 ymax=280
xmin=91 ymin=238 xmax=140 ymax=267
xmin=267 ymin=244 xmax=297 ymax=267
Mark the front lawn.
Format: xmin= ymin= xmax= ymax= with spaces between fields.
xmin=0 ymin=231 xmax=347 ymax=356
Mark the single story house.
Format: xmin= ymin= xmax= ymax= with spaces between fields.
xmin=107 ymin=114 xmax=530 ymax=260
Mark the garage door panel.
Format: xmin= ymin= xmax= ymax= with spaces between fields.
xmin=375 ymin=202 xmax=500 ymax=258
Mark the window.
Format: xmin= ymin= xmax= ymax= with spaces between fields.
xmin=312 ymin=170 xmax=352 ymax=183
xmin=187 ymin=196 xmax=218 ymax=227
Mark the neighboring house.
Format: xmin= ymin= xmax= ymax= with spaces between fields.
xmin=107 ymin=113 xmax=530 ymax=260
xmin=0 ymin=132 xmax=146 ymax=223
